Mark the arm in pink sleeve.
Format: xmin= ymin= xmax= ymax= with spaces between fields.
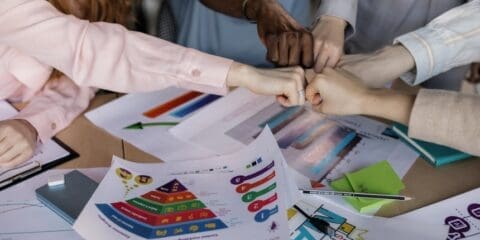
xmin=13 ymin=75 xmax=96 ymax=143
xmin=0 ymin=0 xmax=232 ymax=95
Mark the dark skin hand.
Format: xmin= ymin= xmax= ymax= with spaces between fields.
xmin=200 ymin=0 xmax=314 ymax=68
xmin=466 ymin=63 xmax=480 ymax=84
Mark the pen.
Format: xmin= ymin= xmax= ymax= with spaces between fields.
xmin=301 ymin=189 xmax=413 ymax=201
xmin=293 ymin=204 xmax=335 ymax=237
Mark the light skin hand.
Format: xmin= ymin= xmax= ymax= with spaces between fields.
xmin=305 ymin=68 xmax=415 ymax=124
xmin=312 ymin=16 xmax=347 ymax=73
xmin=0 ymin=119 xmax=38 ymax=169
xmin=226 ymin=62 xmax=306 ymax=106
xmin=337 ymin=45 xmax=416 ymax=88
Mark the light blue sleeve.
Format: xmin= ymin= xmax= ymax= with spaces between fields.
xmin=395 ymin=0 xmax=480 ymax=86
xmin=315 ymin=0 xmax=358 ymax=39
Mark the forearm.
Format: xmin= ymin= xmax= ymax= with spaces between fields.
xmin=200 ymin=0 xmax=274 ymax=20
xmin=0 ymin=0 xmax=232 ymax=95
xmin=361 ymin=89 xmax=416 ymax=125
xmin=394 ymin=0 xmax=480 ymax=85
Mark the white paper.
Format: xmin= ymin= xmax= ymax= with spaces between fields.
xmin=74 ymin=128 xmax=294 ymax=240
xmin=0 ymin=168 xmax=108 ymax=240
xmin=85 ymin=88 xmax=220 ymax=161
xmin=170 ymin=89 xmax=418 ymax=190
xmin=386 ymin=187 xmax=480 ymax=240
xmin=0 ymin=101 xmax=72 ymax=185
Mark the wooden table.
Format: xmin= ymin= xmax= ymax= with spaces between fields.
xmin=54 ymin=93 xmax=480 ymax=217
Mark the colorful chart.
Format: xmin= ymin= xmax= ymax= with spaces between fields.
xmin=96 ymin=179 xmax=228 ymax=239
xmin=290 ymin=203 xmax=368 ymax=240
xmin=231 ymin=159 xmax=279 ymax=223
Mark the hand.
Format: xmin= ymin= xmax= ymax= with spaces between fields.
xmin=227 ymin=62 xmax=306 ymax=106
xmin=337 ymin=45 xmax=416 ymax=87
xmin=305 ymin=68 xmax=370 ymax=115
xmin=0 ymin=119 xmax=38 ymax=169
xmin=312 ymin=16 xmax=346 ymax=73
xmin=247 ymin=0 xmax=313 ymax=67
xmin=466 ymin=63 xmax=480 ymax=84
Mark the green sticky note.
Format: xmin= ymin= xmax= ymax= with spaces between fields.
xmin=330 ymin=160 xmax=405 ymax=214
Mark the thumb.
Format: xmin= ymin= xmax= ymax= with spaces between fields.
xmin=305 ymin=82 xmax=318 ymax=104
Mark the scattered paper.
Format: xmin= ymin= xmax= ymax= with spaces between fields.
xmin=169 ymin=88 xmax=418 ymax=192
xmin=74 ymin=128 xmax=294 ymax=240
xmin=0 ymin=168 xmax=108 ymax=240
xmin=85 ymin=88 xmax=219 ymax=161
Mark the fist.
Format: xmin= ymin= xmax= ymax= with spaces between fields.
xmin=305 ymin=68 xmax=369 ymax=115
xmin=0 ymin=119 xmax=38 ymax=169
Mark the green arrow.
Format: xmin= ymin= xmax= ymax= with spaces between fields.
xmin=124 ymin=121 xmax=178 ymax=130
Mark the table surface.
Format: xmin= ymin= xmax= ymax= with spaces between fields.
xmin=54 ymin=93 xmax=480 ymax=218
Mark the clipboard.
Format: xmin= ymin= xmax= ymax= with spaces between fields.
xmin=0 ymin=137 xmax=78 ymax=191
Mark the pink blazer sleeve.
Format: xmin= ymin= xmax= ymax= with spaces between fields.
xmin=0 ymin=0 xmax=232 ymax=95
xmin=14 ymin=75 xmax=96 ymax=143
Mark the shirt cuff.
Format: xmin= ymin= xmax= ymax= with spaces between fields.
xmin=13 ymin=109 xmax=62 ymax=144
xmin=394 ymin=28 xmax=443 ymax=86
xmin=178 ymin=48 xmax=233 ymax=96
xmin=315 ymin=0 xmax=357 ymax=39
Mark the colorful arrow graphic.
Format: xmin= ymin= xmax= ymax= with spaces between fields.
xmin=124 ymin=122 xmax=178 ymax=130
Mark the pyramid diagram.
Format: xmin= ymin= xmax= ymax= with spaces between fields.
xmin=96 ymin=179 xmax=228 ymax=239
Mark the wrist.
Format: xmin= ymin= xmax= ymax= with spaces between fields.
xmin=318 ymin=15 xmax=347 ymax=30
xmin=226 ymin=62 xmax=249 ymax=88
xmin=382 ymin=45 xmax=416 ymax=73
xmin=245 ymin=0 xmax=276 ymax=21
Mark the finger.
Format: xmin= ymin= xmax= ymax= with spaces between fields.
xmin=287 ymin=32 xmax=301 ymax=66
xmin=325 ymin=49 xmax=342 ymax=68
xmin=314 ymin=44 xmax=329 ymax=73
xmin=278 ymin=33 xmax=289 ymax=66
xmin=305 ymin=83 xmax=318 ymax=104
xmin=312 ymin=95 xmax=322 ymax=105
xmin=0 ymin=146 xmax=20 ymax=165
xmin=266 ymin=35 xmax=279 ymax=64
xmin=0 ymin=151 xmax=32 ymax=169
xmin=276 ymin=95 xmax=291 ymax=107
xmin=301 ymin=31 xmax=314 ymax=68
xmin=0 ymin=141 xmax=13 ymax=157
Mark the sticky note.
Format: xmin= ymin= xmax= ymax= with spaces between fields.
xmin=330 ymin=160 xmax=405 ymax=214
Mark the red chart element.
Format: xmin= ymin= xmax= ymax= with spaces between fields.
xmin=143 ymin=92 xmax=202 ymax=118
xmin=248 ymin=193 xmax=278 ymax=212
xmin=142 ymin=191 xmax=196 ymax=204
xmin=96 ymin=178 xmax=228 ymax=239
xmin=236 ymin=171 xmax=275 ymax=194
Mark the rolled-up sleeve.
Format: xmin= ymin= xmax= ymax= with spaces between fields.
xmin=315 ymin=0 xmax=357 ymax=39
xmin=408 ymin=89 xmax=480 ymax=156
xmin=395 ymin=0 xmax=480 ymax=85
xmin=0 ymin=0 xmax=232 ymax=96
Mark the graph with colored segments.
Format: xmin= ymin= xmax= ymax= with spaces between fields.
xmin=231 ymin=159 xmax=281 ymax=224
xmin=96 ymin=179 xmax=228 ymax=239
xmin=288 ymin=202 xmax=368 ymax=240
xmin=226 ymin=103 xmax=361 ymax=188
xmin=125 ymin=91 xmax=221 ymax=130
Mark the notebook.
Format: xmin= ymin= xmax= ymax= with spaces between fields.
xmin=35 ymin=170 xmax=98 ymax=225
xmin=392 ymin=123 xmax=471 ymax=167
